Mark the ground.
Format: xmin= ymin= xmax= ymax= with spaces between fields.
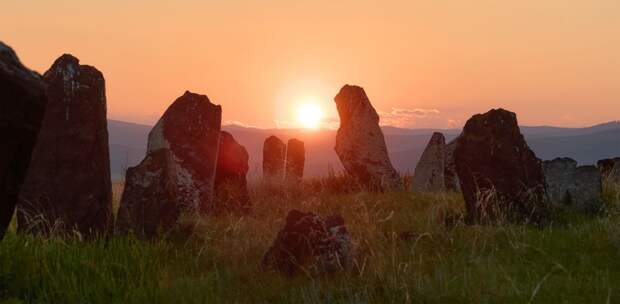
xmin=1 ymin=180 xmax=619 ymax=303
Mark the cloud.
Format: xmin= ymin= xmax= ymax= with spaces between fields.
xmin=378 ymin=107 xmax=441 ymax=128
xmin=223 ymin=120 xmax=263 ymax=129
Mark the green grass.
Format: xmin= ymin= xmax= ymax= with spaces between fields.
xmin=1 ymin=181 xmax=620 ymax=303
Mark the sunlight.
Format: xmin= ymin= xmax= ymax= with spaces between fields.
xmin=297 ymin=101 xmax=324 ymax=129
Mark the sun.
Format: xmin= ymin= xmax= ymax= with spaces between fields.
xmin=297 ymin=102 xmax=324 ymax=129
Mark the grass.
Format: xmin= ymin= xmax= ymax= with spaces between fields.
xmin=1 ymin=179 xmax=620 ymax=303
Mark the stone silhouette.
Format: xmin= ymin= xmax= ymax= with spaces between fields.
xmin=213 ymin=131 xmax=251 ymax=213
xmin=412 ymin=132 xmax=446 ymax=192
xmin=263 ymin=135 xmax=286 ymax=184
xmin=454 ymin=108 xmax=548 ymax=223
xmin=444 ymin=138 xmax=460 ymax=191
xmin=285 ymin=138 xmax=305 ymax=185
xmin=598 ymin=157 xmax=620 ymax=182
xmin=544 ymin=158 xmax=602 ymax=212
xmin=262 ymin=209 xmax=352 ymax=275
xmin=17 ymin=54 xmax=112 ymax=236
xmin=334 ymin=85 xmax=401 ymax=191
xmin=0 ymin=42 xmax=47 ymax=239
xmin=117 ymin=91 xmax=222 ymax=237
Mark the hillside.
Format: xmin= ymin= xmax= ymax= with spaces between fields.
xmin=108 ymin=120 xmax=620 ymax=180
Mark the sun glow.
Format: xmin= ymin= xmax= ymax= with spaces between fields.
xmin=297 ymin=102 xmax=324 ymax=129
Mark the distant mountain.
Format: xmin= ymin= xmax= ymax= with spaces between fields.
xmin=107 ymin=120 xmax=620 ymax=180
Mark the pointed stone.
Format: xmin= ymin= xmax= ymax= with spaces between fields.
xmin=334 ymin=85 xmax=401 ymax=191
xmin=17 ymin=54 xmax=112 ymax=236
xmin=444 ymin=138 xmax=460 ymax=191
xmin=412 ymin=132 xmax=446 ymax=192
xmin=0 ymin=42 xmax=47 ymax=239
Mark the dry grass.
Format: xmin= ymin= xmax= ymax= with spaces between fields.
xmin=1 ymin=177 xmax=620 ymax=303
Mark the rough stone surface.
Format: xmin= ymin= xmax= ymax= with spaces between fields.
xmin=598 ymin=157 xmax=620 ymax=182
xmin=334 ymin=85 xmax=402 ymax=191
xmin=454 ymin=108 xmax=548 ymax=223
xmin=17 ymin=54 xmax=112 ymax=235
xmin=412 ymin=132 xmax=446 ymax=192
xmin=213 ymin=131 xmax=251 ymax=213
xmin=263 ymin=136 xmax=286 ymax=184
xmin=0 ymin=42 xmax=47 ymax=239
xmin=117 ymin=91 xmax=222 ymax=236
xmin=444 ymin=138 xmax=460 ymax=191
xmin=573 ymin=166 xmax=603 ymax=212
xmin=262 ymin=209 xmax=352 ymax=275
xmin=544 ymin=158 xmax=601 ymax=212
xmin=146 ymin=91 xmax=222 ymax=213
xmin=285 ymin=138 xmax=305 ymax=185
xmin=116 ymin=150 xmax=180 ymax=237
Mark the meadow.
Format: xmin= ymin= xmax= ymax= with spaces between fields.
xmin=1 ymin=178 xmax=619 ymax=303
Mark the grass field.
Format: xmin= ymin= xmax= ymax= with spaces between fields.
xmin=1 ymin=180 xmax=619 ymax=303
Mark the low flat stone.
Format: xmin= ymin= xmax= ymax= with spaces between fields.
xmin=262 ymin=209 xmax=353 ymax=275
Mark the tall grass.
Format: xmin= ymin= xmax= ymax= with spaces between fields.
xmin=1 ymin=177 xmax=620 ymax=303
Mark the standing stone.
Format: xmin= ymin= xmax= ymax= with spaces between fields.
xmin=444 ymin=138 xmax=460 ymax=191
xmin=17 ymin=54 xmax=112 ymax=235
xmin=116 ymin=150 xmax=180 ymax=237
xmin=455 ymin=108 xmax=548 ymax=224
xmin=262 ymin=209 xmax=353 ymax=275
xmin=334 ymin=85 xmax=402 ymax=191
xmin=0 ymin=42 xmax=47 ymax=239
xmin=598 ymin=157 xmax=620 ymax=182
xmin=285 ymin=138 xmax=305 ymax=185
xmin=117 ymin=91 xmax=222 ymax=236
xmin=544 ymin=158 xmax=578 ymax=205
xmin=573 ymin=166 xmax=603 ymax=212
xmin=263 ymin=136 xmax=286 ymax=184
xmin=412 ymin=132 xmax=446 ymax=192
xmin=544 ymin=158 xmax=601 ymax=212
xmin=213 ymin=131 xmax=251 ymax=214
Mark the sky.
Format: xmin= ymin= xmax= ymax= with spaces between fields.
xmin=2 ymin=0 xmax=619 ymax=129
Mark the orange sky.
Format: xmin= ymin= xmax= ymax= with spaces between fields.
xmin=2 ymin=0 xmax=619 ymax=128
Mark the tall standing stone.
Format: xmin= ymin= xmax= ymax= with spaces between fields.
xmin=213 ymin=131 xmax=251 ymax=213
xmin=117 ymin=91 xmax=222 ymax=237
xmin=543 ymin=157 xmax=602 ymax=213
xmin=334 ymin=85 xmax=401 ymax=191
xmin=0 ymin=42 xmax=47 ymax=239
xmin=17 ymin=54 xmax=112 ymax=235
xmin=412 ymin=132 xmax=446 ymax=192
xmin=285 ymin=138 xmax=305 ymax=185
xmin=263 ymin=136 xmax=286 ymax=184
xmin=455 ymin=108 xmax=548 ymax=223
xmin=444 ymin=138 xmax=460 ymax=191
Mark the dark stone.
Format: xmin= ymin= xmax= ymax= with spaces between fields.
xmin=412 ymin=132 xmax=446 ymax=192
xmin=0 ymin=42 xmax=47 ymax=239
xmin=598 ymin=157 xmax=620 ymax=182
xmin=262 ymin=210 xmax=352 ymax=275
xmin=285 ymin=138 xmax=305 ymax=185
xmin=115 ymin=149 xmax=180 ymax=237
xmin=17 ymin=54 xmax=112 ymax=236
xmin=213 ymin=131 xmax=251 ymax=213
xmin=334 ymin=85 xmax=402 ymax=191
xmin=444 ymin=138 xmax=460 ymax=191
xmin=117 ymin=91 xmax=222 ymax=236
xmin=147 ymin=91 xmax=222 ymax=213
xmin=454 ymin=108 xmax=548 ymax=224
xmin=263 ymin=135 xmax=286 ymax=184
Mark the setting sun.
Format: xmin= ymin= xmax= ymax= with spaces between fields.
xmin=297 ymin=102 xmax=324 ymax=129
